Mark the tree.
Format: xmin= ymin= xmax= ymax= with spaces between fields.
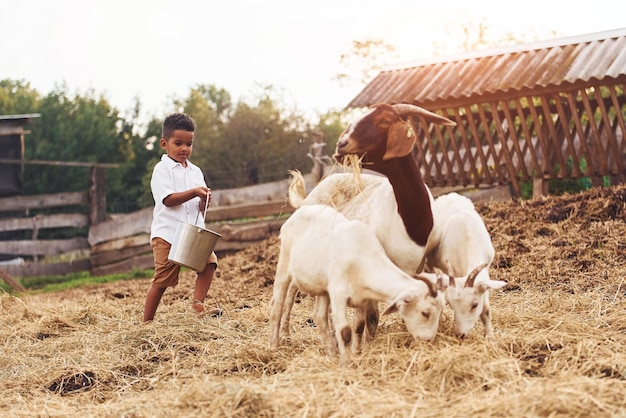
xmin=108 ymin=98 xmax=163 ymax=212
xmin=20 ymin=85 xmax=123 ymax=196
xmin=175 ymin=84 xmax=232 ymax=178
xmin=154 ymin=84 xmax=313 ymax=190
xmin=335 ymin=38 xmax=400 ymax=89
xmin=206 ymin=88 xmax=312 ymax=189
xmin=433 ymin=18 xmax=558 ymax=55
xmin=0 ymin=79 xmax=40 ymax=115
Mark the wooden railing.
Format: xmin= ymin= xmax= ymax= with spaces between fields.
xmin=417 ymin=86 xmax=626 ymax=196
xmin=0 ymin=170 xmax=297 ymax=282
xmin=0 ymin=192 xmax=91 ymax=278
xmin=88 ymin=200 xmax=295 ymax=276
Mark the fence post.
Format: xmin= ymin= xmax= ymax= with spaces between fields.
xmin=0 ymin=268 xmax=26 ymax=292
xmin=532 ymin=177 xmax=549 ymax=198
xmin=89 ymin=166 xmax=107 ymax=225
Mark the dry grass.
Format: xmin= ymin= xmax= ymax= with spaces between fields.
xmin=1 ymin=184 xmax=625 ymax=417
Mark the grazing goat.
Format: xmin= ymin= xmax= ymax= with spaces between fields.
xmin=425 ymin=192 xmax=507 ymax=338
xmin=269 ymin=204 xmax=445 ymax=366
xmin=288 ymin=103 xmax=455 ymax=341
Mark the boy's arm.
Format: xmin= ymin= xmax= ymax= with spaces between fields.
xmin=163 ymin=186 xmax=210 ymax=208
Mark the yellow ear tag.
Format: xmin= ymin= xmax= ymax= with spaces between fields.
xmin=407 ymin=127 xmax=413 ymax=138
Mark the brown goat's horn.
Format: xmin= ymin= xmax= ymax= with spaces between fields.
xmin=465 ymin=263 xmax=489 ymax=288
xmin=414 ymin=275 xmax=438 ymax=298
xmin=391 ymin=103 xmax=456 ymax=126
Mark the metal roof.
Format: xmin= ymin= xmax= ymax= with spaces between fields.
xmin=347 ymin=27 xmax=626 ymax=109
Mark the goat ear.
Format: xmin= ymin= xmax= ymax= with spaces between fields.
xmin=382 ymin=292 xmax=412 ymax=315
xmin=382 ymin=302 xmax=399 ymax=316
xmin=476 ymin=279 xmax=507 ymax=294
xmin=383 ymin=121 xmax=416 ymax=160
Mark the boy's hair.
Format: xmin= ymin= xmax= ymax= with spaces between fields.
xmin=162 ymin=113 xmax=196 ymax=139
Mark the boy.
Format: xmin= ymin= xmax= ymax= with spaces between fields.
xmin=143 ymin=112 xmax=220 ymax=323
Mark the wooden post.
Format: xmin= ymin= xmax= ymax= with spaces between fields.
xmin=0 ymin=268 xmax=26 ymax=292
xmin=533 ymin=177 xmax=549 ymax=198
xmin=89 ymin=166 xmax=107 ymax=225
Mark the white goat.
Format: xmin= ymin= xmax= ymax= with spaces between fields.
xmin=287 ymin=103 xmax=455 ymax=340
xmin=287 ymin=170 xmax=441 ymax=342
xmin=269 ymin=204 xmax=445 ymax=366
xmin=425 ymin=192 xmax=507 ymax=338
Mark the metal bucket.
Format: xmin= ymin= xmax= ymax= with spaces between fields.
xmin=168 ymin=220 xmax=221 ymax=272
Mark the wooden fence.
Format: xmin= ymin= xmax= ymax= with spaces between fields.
xmin=88 ymin=199 xmax=295 ymax=276
xmin=415 ymin=87 xmax=626 ymax=196
xmin=0 ymin=191 xmax=91 ymax=279
xmin=0 ymin=176 xmax=297 ymax=282
xmin=0 ymin=170 xmax=511 ymax=285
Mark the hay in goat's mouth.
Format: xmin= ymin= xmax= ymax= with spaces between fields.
xmin=334 ymin=153 xmax=365 ymax=189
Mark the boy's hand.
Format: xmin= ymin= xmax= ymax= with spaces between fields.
xmin=197 ymin=186 xmax=211 ymax=211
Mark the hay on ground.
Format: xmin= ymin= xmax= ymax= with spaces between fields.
xmin=0 ymin=184 xmax=625 ymax=417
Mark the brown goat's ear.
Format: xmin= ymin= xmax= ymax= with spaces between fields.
xmin=383 ymin=121 xmax=416 ymax=160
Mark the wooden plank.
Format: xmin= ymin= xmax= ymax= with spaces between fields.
xmin=593 ymin=87 xmax=624 ymax=173
xmin=90 ymin=234 xmax=150 ymax=253
xmin=2 ymin=259 xmax=91 ymax=278
xmin=214 ymin=239 xmax=268 ymax=253
xmin=465 ymin=185 xmax=513 ymax=202
xmin=452 ymin=108 xmax=481 ymax=186
xmin=217 ymin=223 xmax=271 ymax=242
xmin=514 ymin=98 xmax=542 ymax=176
xmin=0 ymin=238 xmax=88 ymax=256
xmin=476 ymin=104 xmax=507 ymax=185
xmin=490 ymin=101 xmax=521 ymax=197
xmin=0 ymin=158 xmax=119 ymax=168
xmin=0 ymin=268 xmax=26 ymax=291
xmin=500 ymin=102 xmax=531 ymax=180
xmin=89 ymin=166 xmax=107 ymax=225
xmin=90 ymin=254 xmax=154 ymax=277
xmin=0 ymin=213 xmax=89 ymax=232
xmin=88 ymin=207 xmax=152 ymax=246
xmin=0 ymin=192 xmax=88 ymax=212
xmin=90 ymin=244 xmax=152 ymax=268
xmin=431 ymin=184 xmax=512 ymax=202
xmin=526 ymin=96 xmax=553 ymax=176
xmin=464 ymin=106 xmax=494 ymax=184
xmin=580 ymin=89 xmax=611 ymax=174
xmin=205 ymin=200 xmax=294 ymax=222
xmin=552 ymin=92 xmax=583 ymax=177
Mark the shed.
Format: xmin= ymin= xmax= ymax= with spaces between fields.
xmin=347 ymin=28 xmax=626 ymax=197
xmin=0 ymin=114 xmax=40 ymax=196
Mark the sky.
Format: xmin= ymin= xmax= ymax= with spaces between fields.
xmin=2 ymin=0 xmax=625 ymax=124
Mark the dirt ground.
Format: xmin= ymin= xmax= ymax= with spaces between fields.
xmin=0 ymin=184 xmax=624 ymax=417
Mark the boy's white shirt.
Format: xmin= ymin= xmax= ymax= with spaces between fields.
xmin=150 ymin=154 xmax=207 ymax=243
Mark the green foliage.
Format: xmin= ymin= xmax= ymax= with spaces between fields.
xmin=1 ymin=79 xmax=162 ymax=213
xmin=1 ymin=268 xmax=154 ymax=294
xmin=519 ymin=156 xmax=598 ymax=199
xmin=336 ymin=38 xmax=399 ymax=87
xmin=172 ymin=84 xmax=330 ymax=189
xmin=519 ymin=180 xmax=533 ymax=200
xmin=1 ymin=78 xmax=350 ymax=213
xmin=0 ymin=79 xmax=40 ymax=114
xmin=549 ymin=156 xmax=593 ymax=195
xmin=107 ymin=100 xmax=163 ymax=212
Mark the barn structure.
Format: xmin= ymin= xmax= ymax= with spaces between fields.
xmin=347 ymin=28 xmax=626 ymax=198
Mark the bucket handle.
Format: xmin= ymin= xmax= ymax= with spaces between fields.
xmin=195 ymin=194 xmax=210 ymax=225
